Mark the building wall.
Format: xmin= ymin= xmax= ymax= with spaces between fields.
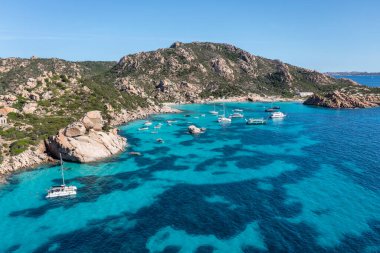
xmin=0 ymin=117 xmax=7 ymax=125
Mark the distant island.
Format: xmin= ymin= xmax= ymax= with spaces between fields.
xmin=326 ymin=72 xmax=380 ymax=76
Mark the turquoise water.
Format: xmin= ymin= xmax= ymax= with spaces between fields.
xmin=333 ymin=75 xmax=380 ymax=87
xmin=1 ymin=102 xmax=380 ymax=252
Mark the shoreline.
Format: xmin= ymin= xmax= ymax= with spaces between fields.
xmin=163 ymin=94 xmax=304 ymax=106
xmin=0 ymin=95 xmax=303 ymax=183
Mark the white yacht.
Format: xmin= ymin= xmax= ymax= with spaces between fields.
xmin=209 ymin=103 xmax=219 ymax=115
xmin=46 ymin=154 xmax=77 ymax=199
xmin=144 ymin=121 xmax=152 ymax=126
xmin=270 ymin=112 xmax=286 ymax=118
xmin=233 ymin=109 xmax=243 ymax=112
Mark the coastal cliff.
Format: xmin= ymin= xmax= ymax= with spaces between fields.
xmin=46 ymin=111 xmax=126 ymax=163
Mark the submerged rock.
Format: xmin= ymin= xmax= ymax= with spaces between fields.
xmin=46 ymin=111 xmax=127 ymax=162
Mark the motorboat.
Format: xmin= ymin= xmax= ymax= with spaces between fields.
xmin=265 ymin=108 xmax=276 ymax=112
xmin=138 ymin=127 xmax=149 ymax=131
xmin=156 ymin=138 xmax=164 ymax=143
xmin=46 ymin=154 xmax=77 ymax=198
xmin=144 ymin=121 xmax=152 ymax=126
xmin=166 ymin=120 xmax=177 ymax=126
xmin=270 ymin=112 xmax=286 ymax=118
xmin=246 ymin=118 xmax=266 ymax=125
xmin=233 ymin=109 xmax=243 ymax=112
xmin=230 ymin=112 xmax=244 ymax=118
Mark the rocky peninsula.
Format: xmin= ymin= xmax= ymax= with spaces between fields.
xmin=304 ymin=90 xmax=380 ymax=108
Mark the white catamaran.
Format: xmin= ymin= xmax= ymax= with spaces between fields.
xmin=46 ymin=154 xmax=77 ymax=198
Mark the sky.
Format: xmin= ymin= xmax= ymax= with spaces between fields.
xmin=1 ymin=0 xmax=379 ymax=72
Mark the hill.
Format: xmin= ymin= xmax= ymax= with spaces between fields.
xmin=110 ymin=41 xmax=358 ymax=102
xmin=0 ymin=41 xmax=379 ymax=168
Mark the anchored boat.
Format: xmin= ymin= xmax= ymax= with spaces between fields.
xmin=246 ymin=118 xmax=266 ymax=125
xmin=230 ymin=112 xmax=244 ymax=118
xmin=217 ymin=104 xmax=232 ymax=123
xmin=270 ymin=112 xmax=286 ymax=118
xmin=209 ymin=103 xmax=219 ymax=115
xmin=46 ymin=154 xmax=77 ymax=199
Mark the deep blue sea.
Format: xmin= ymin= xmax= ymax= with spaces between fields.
xmin=1 ymin=102 xmax=380 ymax=253
xmin=332 ymin=75 xmax=380 ymax=87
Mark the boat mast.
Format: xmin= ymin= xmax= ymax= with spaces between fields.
xmin=60 ymin=153 xmax=65 ymax=186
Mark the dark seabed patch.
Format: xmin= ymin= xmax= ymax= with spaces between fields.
xmin=1 ymin=103 xmax=380 ymax=252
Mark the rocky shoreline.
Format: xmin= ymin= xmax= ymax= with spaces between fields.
xmin=2 ymin=91 xmax=376 ymax=183
xmin=0 ymin=104 xmax=181 ymax=183
xmin=303 ymin=91 xmax=380 ymax=108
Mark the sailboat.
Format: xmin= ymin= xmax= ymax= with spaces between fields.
xmin=209 ymin=103 xmax=219 ymax=115
xmin=46 ymin=154 xmax=77 ymax=198
xmin=218 ymin=103 xmax=232 ymax=123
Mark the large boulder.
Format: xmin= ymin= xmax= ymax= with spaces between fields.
xmin=64 ymin=122 xmax=86 ymax=137
xmin=188 ymin=125 xmax=206 ymax=134
xmin=46 ymin=111 xmax=126 ymax=163
xmin=81 ymin=110 xmax=103 ymax=131
xmin=22 ymin=102 xmax=38 ymax=114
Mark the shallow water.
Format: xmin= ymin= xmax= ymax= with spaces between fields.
xmin=0 ymin=102 xmax=380 ymax=252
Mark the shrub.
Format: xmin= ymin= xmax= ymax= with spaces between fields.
xmin=9 ymin=139 xmax=33 ymax=156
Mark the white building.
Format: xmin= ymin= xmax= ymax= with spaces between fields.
xmin=0 ymin=116 xmax=7 ymax=126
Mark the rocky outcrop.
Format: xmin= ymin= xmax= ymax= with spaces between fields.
xmin=64 ymin=122 xmax=86 ymax=137
xmin=0 ymin=106 xmax=18 ymax=116
xmin=81 ymin=110 xmax=103 ymax=131
xmin=303 ymin=91 xmax=380 ymax=108
xmin=46 ymin=111 xmax=127 ymax=162
xmin=188 ymin=125 xmax=206 ymax=134
xmin=0 ymin=143 xmax=51 ymax=181
xmin=211 ymin=57 xmax=235 ymax=80
xmin=22 ymin=102 xmax=38 ymax=114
